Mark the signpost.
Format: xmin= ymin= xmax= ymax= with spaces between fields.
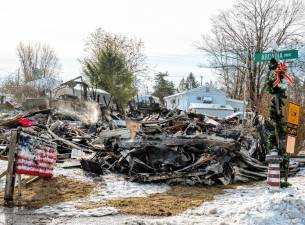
xmin=286 ymin=102 xmax=300 ymax=154
xmin=255 ymin=49 xmax=298 ymax=62
xmin=258 ymin=48 xmax=299 ymax=189
xmin=283 ymin=102 xmax=300 ymax=187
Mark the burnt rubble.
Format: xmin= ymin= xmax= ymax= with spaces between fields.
xmin=0 ymin=108 xmax=299 ymax=186
xmin=0 ymin=108 xmax=124 ymax=157
xmin=81 ymin=112 xmax=299 ymax=185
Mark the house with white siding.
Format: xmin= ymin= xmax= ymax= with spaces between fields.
xmin=164 ymin=85 xmax=245 ymax=118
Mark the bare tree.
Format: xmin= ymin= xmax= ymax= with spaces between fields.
xmin=17 ymin=42 xmax=61 ymax=81
xmin=198 ymin=0 xmax=305 ymax=111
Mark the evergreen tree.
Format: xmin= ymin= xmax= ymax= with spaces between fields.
xmin=178 ymin=73 xmax=199 ymax=92
xmin=185 ymin=72 xmax=199 ymax=90
xmin=81 ymin=29 xmax=146 ymax=108
xmin=178 ymin=78 xmax=187 ymax=92
xmin=152 ymin=72 xmax=175 ymax=102
xmin=83 ymin=43 xmax=136 ymax=108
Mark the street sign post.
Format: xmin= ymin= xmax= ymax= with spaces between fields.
xmin=286 ymin=102 xmax=300 ymax=154
xmin=255 ymin=50 xmax=298 ymax=62
xmin=284 ymin=102 xmax=300 ymax=186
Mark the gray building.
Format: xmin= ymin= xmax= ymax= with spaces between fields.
xmin=164 ymin=85 xmax=245 ymax=118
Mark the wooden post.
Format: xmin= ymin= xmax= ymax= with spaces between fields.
xmin=4 ymin=129 xmax=18 ymax=207
xmin=17 ymin=174 xmax=21 ymax=198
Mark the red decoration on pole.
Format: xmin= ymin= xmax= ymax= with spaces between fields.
xmin=272 ymin=63 xmax=294 ymax=88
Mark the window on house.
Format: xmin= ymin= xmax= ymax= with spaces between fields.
xmin=196 ymin=96 xmax=202 ymax=101
xmin=202 ymin=96 xmax=212 ymax=103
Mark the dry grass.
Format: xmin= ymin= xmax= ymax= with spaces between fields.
xmin=0 ymin=176 xmax=94 ymax=208
xmin=77 ymin=184 xmax=237 ymax=216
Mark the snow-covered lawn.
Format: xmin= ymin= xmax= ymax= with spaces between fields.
xmin=0 ymin=160 xmax=305 ymax=225
xmin=126 ymin=172 xmax=305 ymax=225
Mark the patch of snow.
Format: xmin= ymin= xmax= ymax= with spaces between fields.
xmin=125 ymin=174 xmax=305 ymax=225
xmin=100 ymin=173 xmax=170 ymax=199
xmin=1 ymin=157 xmax=305 ymax=225
xmin=32 ymin=205 xmax=118 ymax=218
xmin=0 ymin=164 xmax=169 ymax=223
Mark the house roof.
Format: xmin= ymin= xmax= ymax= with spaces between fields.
xmin=187 ymin=86 xmax=226 ymax=95
xmin=164 ymin=85 xmax=226 ymax=99
xmin=189 ymin=103 xmax=234 ymax=111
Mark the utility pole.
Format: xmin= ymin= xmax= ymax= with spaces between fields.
xmin=201 ymin=76 xmax=203 ymax=86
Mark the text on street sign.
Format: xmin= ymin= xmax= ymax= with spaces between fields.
xmin=255 ymin=50 xmax=298 ymax=62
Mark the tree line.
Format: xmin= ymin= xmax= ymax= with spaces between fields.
xmin=1 ymin=0 xmax=305 ymax=114
xmin=0 ymin=29 xmax=203 ymax=105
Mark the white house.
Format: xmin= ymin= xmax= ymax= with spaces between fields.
xmin=164 ymin=85 xmax=245 ymax=118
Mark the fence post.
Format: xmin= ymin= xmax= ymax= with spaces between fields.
xmin=4 ymin=129 xmax=18 ymax=207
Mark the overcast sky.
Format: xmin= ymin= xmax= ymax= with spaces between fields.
xmin=0 ymin=0 xmax=234 ymax=91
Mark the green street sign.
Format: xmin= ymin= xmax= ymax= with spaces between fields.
xmin=255 ymin=49 xmax=298 ymax=62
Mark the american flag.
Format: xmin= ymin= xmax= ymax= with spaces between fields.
xmin=15 ymin=131 xmax=57 ymax=177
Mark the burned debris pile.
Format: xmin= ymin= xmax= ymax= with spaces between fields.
xmin=82 ymin=112 xmax=299 ymax=185
xmin=0 ymin=108 xmax=125 ymax=159
xmin=0 ymin=106 xmax=299 ymax=186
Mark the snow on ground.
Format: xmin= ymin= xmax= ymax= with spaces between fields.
xmin=48 ymin=171 xmax=305 ymax=225
xmin=124 ymin=172 xmax=305 ymax=225
xmin=0 ymin=162 xmax=170 ymax=224
xmin=30 ymin=170 xmax=169 ymax=219
xmin=0 ymin=159 xmax=305 ymax=225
